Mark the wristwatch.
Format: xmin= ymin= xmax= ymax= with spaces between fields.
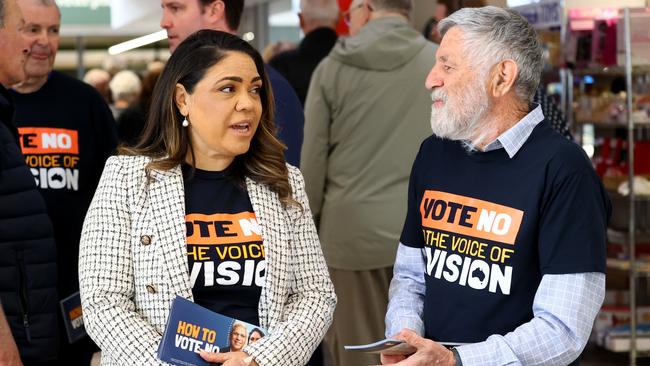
xmin=451 ymin=347 xmax=463 ymax=366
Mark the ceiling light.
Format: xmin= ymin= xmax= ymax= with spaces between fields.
xmin=108 ymin=30 xmax=167 ymax=55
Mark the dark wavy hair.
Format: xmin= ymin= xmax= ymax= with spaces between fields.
xmin=121 ymin=30 xmax=297 ymax=208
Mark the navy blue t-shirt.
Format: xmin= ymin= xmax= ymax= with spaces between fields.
xmin=183 ymin=164 xmax=265 ymax=326
xmin=400 ymin=121 xmax=610 ymax=343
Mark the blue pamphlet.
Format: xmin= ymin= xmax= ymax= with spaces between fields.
xmin=59 ymin=291 xmax=87 ymax=344
xmin=157 ymin=296 xmax=267 ymax=366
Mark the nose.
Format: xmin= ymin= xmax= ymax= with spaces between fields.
xmin=20 ymin=32 xmax=32 ymax=55
xmin=425 ymin=64 xmax=443 ymax=90
xmin=35 ymin=30 xmax=48 ymax=46
xmin=160 ymin=11 xmax=171 ymax=29
xmin=235 ymin=90 xmax=256 ymax=112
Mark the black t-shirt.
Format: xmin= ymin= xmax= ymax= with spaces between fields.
xmin=400 ymin=121 xmax=610 ymax=343
xmin=11 ymin=71 xmax=117 ymax=297
xmin=183 ymin=164 xmax=265 ymax=326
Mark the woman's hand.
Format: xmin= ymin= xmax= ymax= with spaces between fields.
xmin=199 ymin=350 xmax=259 ymax=366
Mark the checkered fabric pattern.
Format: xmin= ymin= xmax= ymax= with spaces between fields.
xmin=79 ymin=155 xmax=336 ymax=365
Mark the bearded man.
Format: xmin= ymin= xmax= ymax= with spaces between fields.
xmin=382 ymin=6 xmax=610 ymax=366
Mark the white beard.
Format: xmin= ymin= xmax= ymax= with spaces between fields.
xmin=429 ymin=81 xmax=490 ymax=148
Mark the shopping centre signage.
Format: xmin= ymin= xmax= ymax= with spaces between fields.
xmin=513 ymin=0 xmax=562 ymax=29
xmin=58 ymin=0 xmax=110 ymax=26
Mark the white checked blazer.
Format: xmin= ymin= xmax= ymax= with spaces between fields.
xmin=79 ymin=155 xmax=336 ymax=366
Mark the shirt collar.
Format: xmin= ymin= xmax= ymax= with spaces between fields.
xmin=463 ymin=103 xmax=544 ymax=158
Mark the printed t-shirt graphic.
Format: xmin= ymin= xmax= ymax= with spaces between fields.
xmin=17 ymin=126 xmax=80 ymax=191
xmin=183 ymin=164 xmax=265 ymax=326
xmin=186 ymin=212 xmax=266 ymax=289
xmin=420 ymin=190 xmax=523 ymax=295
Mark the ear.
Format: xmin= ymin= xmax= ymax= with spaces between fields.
xmin=206 ymin=0 xmax=225 ymax=23
xmin=174 ymin=84 xmax=190 ymax=116
xmin=298 ymin=13 xmax=305 ymax=29
xmin=489 ymin=59 xmax=518 ymax=98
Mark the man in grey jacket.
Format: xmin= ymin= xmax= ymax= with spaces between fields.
xmin=301 ymin=0 xmax=436 ymax=364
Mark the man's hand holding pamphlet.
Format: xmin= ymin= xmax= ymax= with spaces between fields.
xmin=158 ymin=296 xmax=267 ymax=366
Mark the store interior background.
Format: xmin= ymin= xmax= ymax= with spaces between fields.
xmin=55 ymin=0 xmax=650 ymax=365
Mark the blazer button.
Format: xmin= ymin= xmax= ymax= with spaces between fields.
xmin=146 ymin=285 xmax=156 ymax=294
xmin=140 ymin=235 xmax=152 ymax=245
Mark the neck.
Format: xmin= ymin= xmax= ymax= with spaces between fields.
xmin=13 ymin=75 xmax=49 ymax=93
xmin=369 ymin=10 xmax=408 ymax=22
xmin=472 ymin=97 xmax=529 ymax=150
xmin=187 ymin=150 xmax=234 ymax=171
xmin=302 ymin=21 xmax=335 ymax=34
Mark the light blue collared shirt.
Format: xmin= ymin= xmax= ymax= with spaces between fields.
xmin=461 ymin=103 xmax=545 ymax=158
xmin=385 ymin=105 xmax=605 ymax=365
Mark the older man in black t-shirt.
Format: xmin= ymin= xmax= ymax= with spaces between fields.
xmin=383 ymin=7 xmax=609 ymax=366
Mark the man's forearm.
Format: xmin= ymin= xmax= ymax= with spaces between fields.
xmin=456 ymin=273 xmax=605 ymax=366
xmin=385 ymin=243 xmax=426 ymax=337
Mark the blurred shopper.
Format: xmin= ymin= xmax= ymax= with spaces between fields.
xmin=0 ymin=0 xmax=59 ymax=364
xmin=160 ymin=0 xmax=305 ymax=166
xmin=116 ymin=63 xmax=164 ymax=146
xmin=300 ymin=0 xmax=437 ymax=364
xmin=108 ymin=70 xmax=141 ymax=119
xmin=269 ymin=0 xmax=339 ymax=106
xmin=383 ymin=7 xmax=608 ymax=366
xmin=78 ymin=30 xmax=335 ymax=366
xmin=262 ymin=41 xmax=295 ymax=63
xmin=10 ymin=1 xmax=117 ymax=364
xmin=83 ymin=68 xmax=111 ymax=104
xmin=535 ymin=87 xmax=572 ymax=140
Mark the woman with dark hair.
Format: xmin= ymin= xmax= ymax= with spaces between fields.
xmin=78 ymin=30 xmax=336 ymax=366
xmin=249 ymin=328 xmax=265 ymax=344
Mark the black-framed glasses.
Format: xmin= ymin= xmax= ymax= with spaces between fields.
xmin=343 ymin=3 xmax=364 ymax=26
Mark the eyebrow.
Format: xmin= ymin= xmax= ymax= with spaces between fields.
xmin=438 ymin=55 xmax=458 ymax=66
xmin=216 ymin=76 xmax=262 ymax=83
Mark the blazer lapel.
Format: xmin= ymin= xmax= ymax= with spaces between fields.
xmin=149 ymin=166 xmax=193 ymax=299
xmin=246 ymin=177 xmax=289 ymax=329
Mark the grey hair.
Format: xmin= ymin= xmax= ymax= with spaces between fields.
xmin=369 ymin=0 xmax=412 ymax=19
xmin=36 ymin=0 xmax=57 ymax=5
xmin=109 ymin=70 xmax=142 ymax=102
xmin=438 ymin=6 xmax=543 ymax=102
xmin=0 ymin=0 xmax=5 ymax=28
xmin=300 ymin=0 xmax=339 ymax=23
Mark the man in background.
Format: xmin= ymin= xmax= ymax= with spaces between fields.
xmin=82 ymin=68 xmax=111 ymax=104
xmin=269 ymin=0 xmax=338 ymax=106
xmin=10 ymin=0 xmax=117 ymax=364
xmin=160 ymin=0 xmax=305 ymax=166
xmin=301 ymin=0 xmax=437 ymax=363
xmin=0 ymin=0 xmax=59 ymax=364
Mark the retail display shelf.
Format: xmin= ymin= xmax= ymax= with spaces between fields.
xmin=606 ymin=258 xmax=650 ymax=274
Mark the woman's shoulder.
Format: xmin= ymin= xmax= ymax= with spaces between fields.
xmin=102 ymin=154 xmax=152 ymax=179
xmin=286 ymin=163 xmax=304 ymax=186
xmin=105 ymin=154 xmax=149 ymax=169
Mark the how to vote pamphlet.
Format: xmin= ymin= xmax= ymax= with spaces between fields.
xmin=158 ymin=296 xmax=267 ymax=366
xmin=59 ymin=291 xmax=87 ymax=344
xmin=345 ymin=339 xmax=417 ymax=355
xmin=345 ymin=338 xmax=466 ymax=355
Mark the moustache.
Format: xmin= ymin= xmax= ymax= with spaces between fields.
xmin=430 ymin=89 xmax=447 ymax=102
